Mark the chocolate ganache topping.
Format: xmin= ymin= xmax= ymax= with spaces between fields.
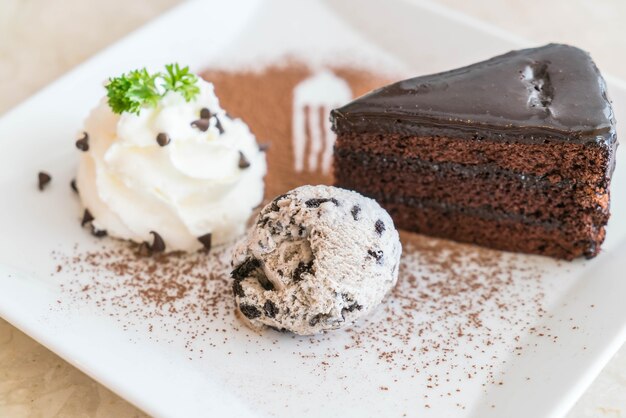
xmin=331 ymin=44 xmax=616 ymax=146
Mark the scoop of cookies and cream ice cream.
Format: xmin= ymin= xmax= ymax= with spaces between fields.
xmin=231 ymin=185 xmax=402 ymax=335
xmin=76 ymin=66 xmax=266 ymax=252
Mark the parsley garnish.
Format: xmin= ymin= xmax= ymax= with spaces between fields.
xmin=105 ymin=64 xmax=200 ymax=115
xmin=163 ymin=63 xmax=200 ymax=101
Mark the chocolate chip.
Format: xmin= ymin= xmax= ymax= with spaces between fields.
xmin=231 ymin=258 xmax=261 ymax=280
xmin=375 ymin=220 xmax=386 ymax=235
xmin=293 ymin=260 xmax=314 ymax=282
xmin=259 ymin=143 xmax=270 ymax=152
xmin=232 ymin=280 xmax=245 ymax=298
xmin=238 ymin=151 xmax=250 ymax=169
xmin=149 ymin=231 xmax=166 ymax=253
xmin=81 ymin=209 xmax=94 ymax=227
xmin=351 ymin=205 xmax=361 ymax=221
xmin=197 ymin=233 xmax=212 ymax=251
xmin=200 ymin=107 xmax=212 ymax=119
xmin=214 ymin=116 xmax=224 ymax=134
xmin=305 ymin=198 xmax=339 ymax=208
xmin=75 ymin=132 xmax=89 ymax=151
xmin=264 ymin=300 xmax=279 ymax=318
xmin=70 ymin=179 xmax=78 ymax=194
xmin=156 ymin=132 xmax=170 ymax=146
xmin=138 ymin=242 xmax=152 ymax=257
xmin=239 ymin=304 xmax=261 ymax=319
xmin=81 ymin=210 xmax=106 ymax=238
xmin=38 ymin=172 xmax=51 ymax=191
xmin=367 ymin=249 xmax=384 ymax=264
xmin=91 ymin=225 xmax=107 ymax=237
xmin=190 ymin=119 xmax=210 ymax=132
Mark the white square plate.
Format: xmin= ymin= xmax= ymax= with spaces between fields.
xmin=1 ymin=1 xmax=625 ymax=417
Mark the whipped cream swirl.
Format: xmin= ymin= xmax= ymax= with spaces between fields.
xmin=76 ymin=79 xmax=266 ymax=252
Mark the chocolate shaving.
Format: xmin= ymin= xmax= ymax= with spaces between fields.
xmin=149 ymin=231 xmax=166 ymax=253
xmin=75 ymin=132 xmax=89 ymax=151
xmin=38 ymin=172 xmax=51 ymax=191
xmin=200 ymin=107 xmax=212 ymax=120
xmin=70 ymin=179 xmax=78 ymax=194
xmin=214 ymin=116 xmax=225 ymax=134
xmin=156 ymin=133 xmax=171 ymax=147
xmin=197 ymin=233 xmax=212 ymax=252
xmin=81 ymin=209 xmax=94 ymax=227
xmin=190 ymin=119 xmax=210 ymax=132
xmin=238 ymin=151 xmax=251 ymax=169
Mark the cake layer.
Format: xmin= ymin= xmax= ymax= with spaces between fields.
xmin=334 ymin=149 xmax=610 ymax=226
xmin=330 ymin=44 xmax=616 ymax=259
xmin=384 ymin=201 xmax=604 ymax=260
xmin=336 ymin=132 xmax=615 ymax=187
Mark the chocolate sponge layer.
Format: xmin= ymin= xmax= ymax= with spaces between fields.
xmin=334 ymin=133 xmax=612 ymax=260
xmin=384 ymin=200 xmax=604 ymax=260
xmin=335 ymin=149 xmax=610 ymax=226
xmin=336 ymin=132 xmax=614 ymax=187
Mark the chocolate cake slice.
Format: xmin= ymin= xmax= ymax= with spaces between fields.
xmin=331 ymin=44 xmax=617 ymax=260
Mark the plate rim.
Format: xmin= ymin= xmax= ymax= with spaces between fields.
xmin=0 ymin=1 xmax=625 ymax=417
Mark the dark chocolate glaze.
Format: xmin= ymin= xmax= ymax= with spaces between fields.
xmin=331 ymin=44 xmax=617 ymax=146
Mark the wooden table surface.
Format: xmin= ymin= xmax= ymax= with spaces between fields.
xmin=1 ymin=0 xmax=624 ymax=416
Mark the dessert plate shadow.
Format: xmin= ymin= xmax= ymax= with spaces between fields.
xmin=0 ymin=1 xmax=625 ymax=417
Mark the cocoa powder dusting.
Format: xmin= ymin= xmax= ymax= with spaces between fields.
xmin=343 ymin=233 xmax=549 ymax=399
xmin=50 ymin=63 xmax=562 ymax=412
xmin=201 ymin=62 xmax=394 ymax=199
xmin=52 ymin=231 xmax=553 ymax=411
xmin=53 ymin=243 xmax=236 ymax=352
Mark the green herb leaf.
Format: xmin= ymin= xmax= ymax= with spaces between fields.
xmin=162 ymin=63 xmax=200 ymax=101
xmin=105 ymin=64 xmax=200 ymax=115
